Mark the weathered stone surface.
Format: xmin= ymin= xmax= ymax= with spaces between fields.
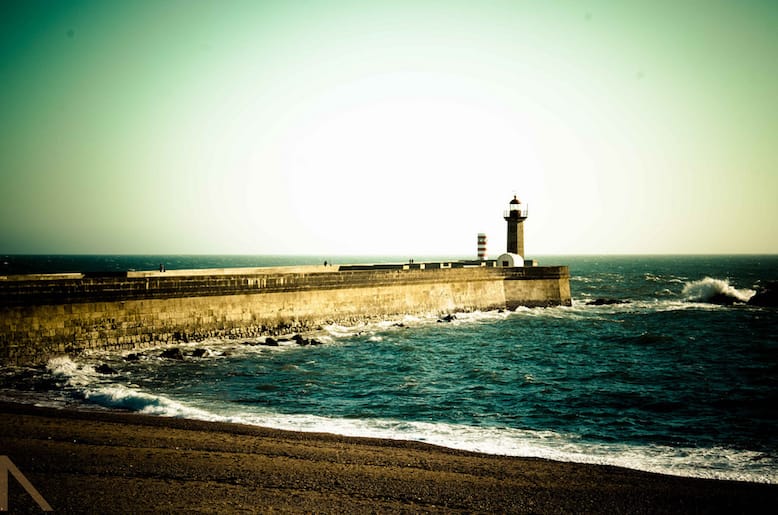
xmin=0 ymin=266 xmax=571 ymax=365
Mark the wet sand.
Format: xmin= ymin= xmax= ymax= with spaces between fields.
xmin=1 ymin=401 xmax=775 ymax=513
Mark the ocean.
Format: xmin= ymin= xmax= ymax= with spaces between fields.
xmin=2 ymin=255 xmax=777 ymax=484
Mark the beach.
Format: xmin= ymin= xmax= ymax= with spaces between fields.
xmin=1 ymin=402 xmax=775 ymax=513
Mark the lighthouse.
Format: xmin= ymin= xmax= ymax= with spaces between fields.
xmin=503 ymin=195 xmax=528 ymax=257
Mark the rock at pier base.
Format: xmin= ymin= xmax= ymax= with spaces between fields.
xmin=748 ymin=282 xmax=778 ymax=307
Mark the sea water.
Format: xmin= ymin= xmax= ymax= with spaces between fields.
xmin=2 ymin=255 xmax=777 ymax=484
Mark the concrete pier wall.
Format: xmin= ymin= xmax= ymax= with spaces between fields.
xmin=0 ymin=265 xmax=571 ymax=365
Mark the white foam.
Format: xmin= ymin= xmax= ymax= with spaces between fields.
xmin=47 ymin=356 xmax=776 ymax=485
xmin=190 ymin=407 xmax=778 ymax=484
xmin=319 ymin=310 xmax=512 ymax=342
xmin=305 ymin=419 xmax=772 ymax=482
xmin=47 ymin=356 xmax=98 ymax=387
xmin=512 ymin=304 xmax=591 ymax=321
xmin=682 ymin=277 xmax=755 ymax=303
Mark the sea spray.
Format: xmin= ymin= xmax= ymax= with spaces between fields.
xmin=47 ymin=355 xmax=99 ymax=387
xmin=682 ymin=277 xmax=755 ymax=304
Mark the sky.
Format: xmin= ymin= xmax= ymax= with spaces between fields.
xmin=1 ymin=0 xmax=776 ymax=256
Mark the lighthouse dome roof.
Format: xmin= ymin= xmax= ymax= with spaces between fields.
xmin=509 ymin=195 xmax=521 ymax=204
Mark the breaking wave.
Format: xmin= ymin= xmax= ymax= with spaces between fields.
xmin=47 ymin=356 xmax=244 ymax=421
xmin=682 ymin=277 xmax=755 ymax=304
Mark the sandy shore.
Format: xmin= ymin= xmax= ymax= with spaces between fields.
xmin=1 ymin=402 xmax=776 ymax=513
